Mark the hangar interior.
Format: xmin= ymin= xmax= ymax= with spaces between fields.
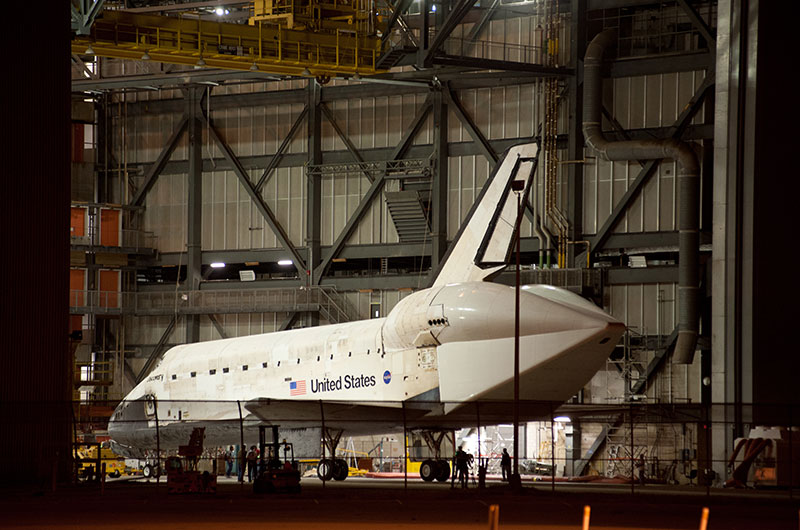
xmin=43 ymin=0 xmax=795 ymax=490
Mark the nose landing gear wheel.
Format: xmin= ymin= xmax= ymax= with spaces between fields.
xmin=332 ymin=459 xmax=349 ymax=481
xmin=419 ymin=459 xmax=439 ymax=482
xmin=317 ymin=458 xmax=334 ymax=481
xmin=435 ymin=460 xmax=450 ymax=482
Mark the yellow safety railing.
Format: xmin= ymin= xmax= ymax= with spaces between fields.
xmin=72 ymin=10 xmax=384 ymax=79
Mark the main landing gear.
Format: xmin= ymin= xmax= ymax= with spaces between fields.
xmin=317 ymin=428 xmax=349 ymax=482
xmin=417 ymin=431 xmax=452 ymax=483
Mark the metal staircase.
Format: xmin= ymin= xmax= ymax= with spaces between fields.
xmin=385 ymin=190 xmax=430 ymax=243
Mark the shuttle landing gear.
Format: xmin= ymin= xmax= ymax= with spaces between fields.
xmin=420 ymin=459 xmax=450 ymax=482
xmin=416 ymin=431 xmax=453 ymax=483
xmin=317 ymin=428 xmax=349 ymax=482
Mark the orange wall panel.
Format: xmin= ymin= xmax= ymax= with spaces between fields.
xmin=70 ymin=269 xmax=86 ymax=306
xmin=70 ymin=207 xmax=86 ymax=237
xmin=98 ymin=269 xmax=120 ymax=308
xmin=100 ymin=209 xmax=120 ymax=247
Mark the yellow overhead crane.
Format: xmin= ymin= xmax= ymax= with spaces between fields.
xmin=72 ymin=3 xmax=387 ymax=80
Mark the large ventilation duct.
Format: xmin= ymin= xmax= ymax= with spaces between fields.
xmin=583 ymin=30 xmax=699 ymax=364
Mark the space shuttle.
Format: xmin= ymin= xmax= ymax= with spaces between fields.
xmin=108 ymin=142 xmax=625 ymax=481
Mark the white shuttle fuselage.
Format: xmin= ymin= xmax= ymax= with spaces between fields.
xmin=109 ymin=142 xmax=625 ymax=456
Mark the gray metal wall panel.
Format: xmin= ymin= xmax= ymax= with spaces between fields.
xmin=584 ymin=71 xmax=706 ymax=237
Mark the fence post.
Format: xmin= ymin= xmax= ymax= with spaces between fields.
xmin=402 ymin=401 xmax=408 ymax=492
xmin=320 ymin=400 xmax=325 ymax=490
xmin=154 ymin=399 xmax=161 ymax=485
xmin=630 ymin=402 xmax=634 ymax=495
xmin=238 ymin=400 xmax=245 ymax=488
xmin=550 ymin=401 xmax=555 ymax=493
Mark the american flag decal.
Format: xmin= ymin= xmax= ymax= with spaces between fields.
xmin=289 ymin=380 xmax=306 ymax=396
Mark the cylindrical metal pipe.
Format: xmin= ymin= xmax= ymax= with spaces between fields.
xmin=583 ymin=30 xmax=699 ymax=364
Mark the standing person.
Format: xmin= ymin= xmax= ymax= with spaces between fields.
xmin=635 ymin=453 xmax=646 ymax=486
xmin=225 ymin=446 xmax=234 ymax=478
xmin=246 ymin=445 xmax=258 ymax=482
xmin=451 ymin=450 xmax=461 ymax=489
xmin=237 ymin=445 xmax=246 ymax=482
xmin=501 ymin=448 xmax=512 ymax=482
xmin=457 ymin=449 xmax=470 ymax=489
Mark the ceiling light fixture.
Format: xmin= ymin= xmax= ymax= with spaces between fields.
xmin=277 ymin=260 xmax=293 ymax=266
xmin=210 ymin=262 xmax=226 ymax=268
xmin=141 ymin=51 xmax=151 ymax=60
xmin=553 ymin=416 xmax=571 ymax=423
xmin=195 ymin=57 xmax=207 ymax=68
xmin=215 ymin=7 xmax=225 ymax=15
xmin=250 ymin=62 xmax=259 ymax=71
xmin=85 ymin=44 xmax=95 ymax=55
xmin=300 ymin=67 xmax=312 ymax=77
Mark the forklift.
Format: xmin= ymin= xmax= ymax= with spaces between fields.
xmin=253 ymin=425 xmax=301 ymax=494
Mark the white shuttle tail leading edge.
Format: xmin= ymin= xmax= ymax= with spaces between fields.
xmin=431 ymin=142 xmax=539 ymax=287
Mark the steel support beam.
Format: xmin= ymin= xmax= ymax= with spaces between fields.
xmin=307 ymin=79 xmax=322 ymax=305
xmin=443 ymin=87 xmax=497 ymax=165
xmin=422 ymin=0 xmax=476 ymax=66
xmin=314 ymin=95 xmax=433 ymax=280
xmin=320 ymin=103 xmax=373 ymax=183
xmin=382 ymin=0 xmax=416 ymax=43
xmin=567 ymin=0 xmax=587 ymax=268
xmin=110 ymin=55 xmax=706 ymax=114
xmin=71 ymin=0 xmax=105 ymax=35
xmin=137 ymin=124 xmax=711 ymax=177
xmin=278 ymin=312 xmax=302 ymax=331
xmin=676 ymin=0 xmax=716 ymax=45
xmin=208 ymin=314 xmax=228 ymax=339
xmin=589 ymin=74 xmax=715 ymax=256
xmin=431 ymin=88 xmax=449 ymax=271
xmin=608 ymin=51 xmax=713 ymax=78
xmin=185 ymin=87 xmax=204 ymax=343
xmin=433 ymin=56 xmax=573 ymax=76
xmin=71 ymin=53 xmax=97 ymax=79
xmin=131 ymin=117 xmax=188 ymax=207
xmin=208 ymin=120 xmax=308 ymax=273
xmin=136 ymin=316 xmax=178 ymax=383
xmin=464 ymin=0 xmax=501 ymax=46
xmin=255 ymin=106 xmax=309 ymax=192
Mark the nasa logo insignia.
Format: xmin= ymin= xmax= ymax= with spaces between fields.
xmin=383 ymin=370 xmax=391 ymax=384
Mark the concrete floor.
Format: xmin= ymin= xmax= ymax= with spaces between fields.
xmin=2 ymin=476 xmax=798 ymax=529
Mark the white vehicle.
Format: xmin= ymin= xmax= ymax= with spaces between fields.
xmin=109 ymin=143 xmax=625 ymax=481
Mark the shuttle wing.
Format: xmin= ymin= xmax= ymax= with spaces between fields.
xmin=430 ymin=142 xmax=539 ymax=287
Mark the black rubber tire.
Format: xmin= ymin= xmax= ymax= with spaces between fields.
xmin=435 ymin=460 xmax=450 ymax=482
xmin=332 ymin=459 xmax=348 ymax=481
xmin=142 ymin=464 xmax=153 ymax=479
xmin=419 ymin=459 xmax=438 ymax=482
xmin=317 ymin=458 xmax=334 ymax=481
xmin=110 ymin=470 xmax=121 ymax=479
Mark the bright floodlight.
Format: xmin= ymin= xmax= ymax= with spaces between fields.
xmin=554 ymin=416 xmax=571 ymax=423
xmin=277 ymin=260 xmax=293 ymax=266
xmin=210 ymin=262 xmax=226 ymax=268
xmin=215 ymin=7 xmax=225 ymax=15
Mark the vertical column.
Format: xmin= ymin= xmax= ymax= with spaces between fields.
xmin=712 ymin=0 xmax=750 ymax=480
xmin=185 ymin=87 xmax=204 ymax=343
xmin=431 ymin=87 xmax=449 ymax=271
xmin=566 ymin=0 xmax=586 ymax=268
xmin=417 ymin=0 xmax=431 ymax=68
xmin=307 ymin=80 xmax=322 ymax=326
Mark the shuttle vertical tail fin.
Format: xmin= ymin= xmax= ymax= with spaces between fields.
xmin=430 ymin=142 xmax=539 ymax=287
